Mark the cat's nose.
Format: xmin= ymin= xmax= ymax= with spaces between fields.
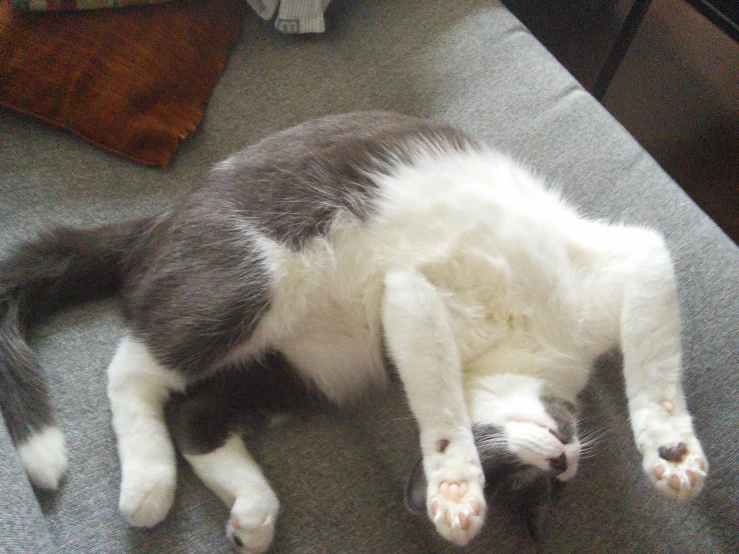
xmin=548 ymin=453 xmax=568 ymax=475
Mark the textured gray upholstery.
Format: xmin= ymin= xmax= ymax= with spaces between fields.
xmin=1 ymin=1 xmax=737 ymax=552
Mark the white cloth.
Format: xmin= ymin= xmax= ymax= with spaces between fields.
xmin=245 ymin=0 xmax=333 ymax=34
xmin=245 ymin=0 xmax=278 ymax=20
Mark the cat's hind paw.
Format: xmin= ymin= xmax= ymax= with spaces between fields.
xmin=227 ymin=493 xmax=279 ymax=554
xmin=643 ymin=437 xmax=708 ymax=502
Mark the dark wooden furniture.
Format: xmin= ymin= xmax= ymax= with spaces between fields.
xmin=593 ymin=0 xmax=739 ymax=99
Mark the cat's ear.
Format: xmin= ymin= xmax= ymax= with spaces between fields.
xmin=404 ymin=456 xmax=427 ymax=515
xmin=507 ymin=475 xmax=564 ymax=542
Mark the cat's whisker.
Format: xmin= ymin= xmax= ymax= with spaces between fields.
xmin=579 ymin=427 xmax=609 ymax=442
xmin=476 ymin=442 xmax=509 ymax=450
xmin=580 ymin=437 xmax=607 ymax=449
xmin=576 ymin=428 xmax=610 ymax=459
xmin=576 ymin=415 xmax=602 ymax=426
xmin=579 ymin=441 xmax=605 ymax=454
xmin=475 ymin=438 xmax=510 ymax=450
xmin=583 ymin=434 xmax=609 ymax=448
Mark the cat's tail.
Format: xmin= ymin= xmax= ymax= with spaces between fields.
xmin=0 ymin=217 xmax=157 ymax=490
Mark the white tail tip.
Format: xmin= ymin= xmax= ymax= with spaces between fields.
xmin=17 ymin=426 xmax=68 ymax=490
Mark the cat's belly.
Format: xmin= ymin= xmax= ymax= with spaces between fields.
xmin=253 ymin=231 xmax=388 ymax=404
xmin=277 ymin=320 xmax=387 ymax=404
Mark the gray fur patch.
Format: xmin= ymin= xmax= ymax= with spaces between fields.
xmin=121 ymin=112 xmax=478 ymax=378
xmin=541 ymin=393 xmax=578 ymax=445
xmin=166 ymin=352 xmax=330 ymax=455
xmin=206 ymin=112 xmax=477 ymax=250
xmin=123 ymin=211 xmax=272 ymax=377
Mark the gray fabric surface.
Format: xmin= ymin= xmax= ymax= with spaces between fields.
xmin=1 ymin=0 xmax=738 ymax=552
xmin=0 ymin=422 xmax=55 ymax=554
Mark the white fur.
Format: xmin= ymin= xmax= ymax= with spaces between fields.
xmin=17 ymin=425 xmax=68 ymax=490
xmin=106 ymin=336 xmax=186 ymax=527
xmin=109 ymin=143 xmax=707 ymax=544
xmin=382 ymin=267 xmax=486 ymax=545
xmin=216 ymin=145 xmax=704 ymax=540
xmin=185 ymin=434 xmax=279 ymax=554
xmin=244 ymin=148 xmax=619 ymax=401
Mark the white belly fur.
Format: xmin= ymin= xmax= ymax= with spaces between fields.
xmin=278 ymin=319 xmax=386 ymax=403
xmin=248 ymin=231 xmax=388 ymax=405
xmin=233 ymin=146 xmax=618 ymax=405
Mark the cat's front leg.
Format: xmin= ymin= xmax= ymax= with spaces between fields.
xmin=382 ymin=269 xmax=486 ymax=546
xmin=619 ymin=232 xmax=708 ymax=501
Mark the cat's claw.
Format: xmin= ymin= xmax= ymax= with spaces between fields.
xmin=226 ymin=494 xmax=279 ymax=554
xmin=428 ymin=477 xmax=486 ymax=545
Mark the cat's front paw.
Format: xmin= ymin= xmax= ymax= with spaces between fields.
xmin=118 ymin=461 xmax=176 ymax=527
xmin=424 ymin=448 xmax=486 ymax=547
xmin=643 ymin=437 xmax=708 ymax=502
xmin=428 ymin=479 xmax=486 ymax=546
xmin=227 ymin=492 xmax=279 ymax=554
xmin=636 ymin=404 xmax=708 ymax=502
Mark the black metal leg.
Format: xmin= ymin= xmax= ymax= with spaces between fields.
xmin=593 ymin=0 xmax=654 ymax=100
xmin=686 ymin=0 xmax=739 ymax=42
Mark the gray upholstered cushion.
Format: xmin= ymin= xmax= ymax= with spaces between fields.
xmin=1 ymin=1 xmax=737 ymax=552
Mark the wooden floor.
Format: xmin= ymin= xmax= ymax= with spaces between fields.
xmin=503 ymin=0 xmax=739 ymax=244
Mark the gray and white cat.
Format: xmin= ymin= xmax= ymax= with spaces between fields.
xmin=0 ymin=112 xmax=707 ymax=552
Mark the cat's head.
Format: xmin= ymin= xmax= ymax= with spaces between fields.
xmin=465 ymin=373 xmax=581 ymax=483
xmin=405 ymin=374 xmax=580 ymax=541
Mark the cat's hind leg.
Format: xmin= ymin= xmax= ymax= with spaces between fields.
xmin=186 ymin=435 xmax=278 ymax=554
xmin=167 ymin=388 xmax=279 ymax=554
xmin=107 ymin=336 xmax=187 ymax=527
xmin=618 ymin=231 xmax=708 ymax=501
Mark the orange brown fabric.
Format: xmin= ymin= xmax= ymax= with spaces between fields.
xmin=0 ymin=0 xmax=244 ymax=166
xmin=9 ymin=0 xmax=171 ymax=11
